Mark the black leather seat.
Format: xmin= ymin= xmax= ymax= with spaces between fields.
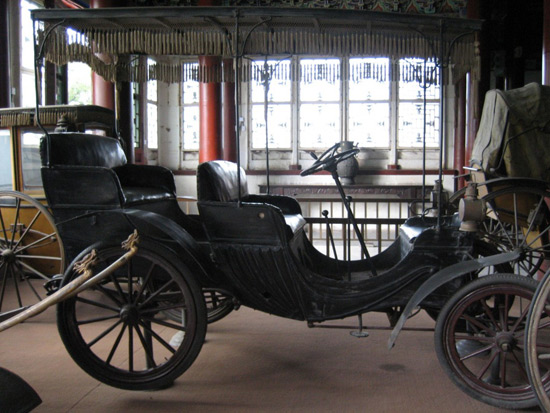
xmin=40 ymin=132 xmax=181 ymax=214
xmin=197 ymin=160 xmax=306 ymax=238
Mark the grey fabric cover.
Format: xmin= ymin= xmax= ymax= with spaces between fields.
xmin=471 ymin=82 xmax=550 ymax=181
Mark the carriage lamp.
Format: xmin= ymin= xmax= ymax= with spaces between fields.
xmin=459 ymin=183 xmax=485 ymax=232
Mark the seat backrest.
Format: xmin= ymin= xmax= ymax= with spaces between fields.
xmin=197 ymin=160 xmax=249 ymax=202
xmin=40 ymin=132 xmax=127 ymax=168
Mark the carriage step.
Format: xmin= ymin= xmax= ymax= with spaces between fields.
xmin=349 ymin=314 xmax=369 ymax=338
xmin=350 ymin=330 xmax=369 ymax=338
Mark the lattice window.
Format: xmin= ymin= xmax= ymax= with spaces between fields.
xmin=250 ymin=59 xmax=292 ymax=150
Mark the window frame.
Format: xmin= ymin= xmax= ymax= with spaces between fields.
xmin=245 ymin=55 xmax=442 ymax=171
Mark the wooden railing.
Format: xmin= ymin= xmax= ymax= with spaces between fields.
xmin=296 ymin=194 xmax=418 ymax=259
xmin=304 ymin=216 xmax=406 ymax=259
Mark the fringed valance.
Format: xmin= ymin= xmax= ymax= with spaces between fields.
xmin=0 ymin=112 xmax=32 ymax=128
xmin=0 ymin=108 xmax=67 ymax=127
xmin=33 ymin=6 xmax=481 ymax=84
xmin=0 ymin=105 xmax=115 ymax=128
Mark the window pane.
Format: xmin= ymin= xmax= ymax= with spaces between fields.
xmin=182 ymin=62 xmax=199 ymax=151
xmin=299 ymin=58 xmax=340 ymax=149
xmin=250 ymin=60 xmax=291 ymax=150
xmin=0 ymin=130 xmax=12 ymax=190
xmin=21 ymin=72 xmax=36 ymax=107
xmin=251 ymin=77 xmax=292 ymax=103
xmin=147 ymin=79 xmax=157 ymax=102
xmin=300 ymin=58 xmax=340 ymax=102
xmin=68 ymin=62 xmax=92 ymax=105
xmin=21 ymin=0 xmax=38 ymax=70
xmin=299 ymin=103 xmax=340 ymax=148
xmin=251 ymin=60 xmax=291 ymax=103
xmin=349 ymin=103 xmax=390 ymax=147
xmin=147 ymin=102 xmax=158 ymax=149
xmin=183 ymin=76 xmax=199 ymax=104
xmin=21 ymin=131 xmax=43 ymax=190
xmin=251 ymin=104 xmax=291 ymax=149
xmin=398 ymin=58 xmax=440 ymax=148
xmin=182 ymin=106 xmax=199 ymax=150
xmin=398 ymin=102 xmax=440 ymax=147
xmin=348 ymin=57 xmax=390 ymax=148
xmin=399 ymin=58 xmax=440 ymax=100
xmin=349 ymin=57 xmax=389 ymax=101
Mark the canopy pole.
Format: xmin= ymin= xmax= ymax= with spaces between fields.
xmin=234 ymin=10 xmax=242 ymax=206
xmin=223 ymin=59 xmax=237 ymax=162
xmin=263 ymin=57 xmax=271 ymax=194
xmin=436 ymin=20 xmax=446 ymax=229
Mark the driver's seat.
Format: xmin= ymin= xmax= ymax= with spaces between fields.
xmin=197 ymin=160 xmax=306 ymax=242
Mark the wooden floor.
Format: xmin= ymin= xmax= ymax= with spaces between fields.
xmin=0 ymin=301 xmax=516 ymax=412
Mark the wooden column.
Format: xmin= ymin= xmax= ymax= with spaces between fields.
xmin=199 ymin=56 xmax=222 ymax=163
xmin=92 ymin=75 xmax=114 ymax=110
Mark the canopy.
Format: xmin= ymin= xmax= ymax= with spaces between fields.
xmin=471 ymin=83 xmax=550 ymax=181
xmin=32 ymin=6 xmax=481 ymax=84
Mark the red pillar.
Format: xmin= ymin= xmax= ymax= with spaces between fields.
xmin=199 ymin=56 xmax=222 ymax=163
xmin=223 ymin=59 xmax=237 ymax=162
xmin=90 ymin=0 xmax=115 ymax=111
xmin=92 ymin=75 xmax=114 ymax=110
xmin=544 ymin=0 xmax=550 ymax=85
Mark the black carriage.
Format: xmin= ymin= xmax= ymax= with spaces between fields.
xmin=2 ymin=6 xmax=549 ymax=412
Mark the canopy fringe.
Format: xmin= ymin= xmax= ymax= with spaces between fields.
xmin=39 ymin=25 xmax=478 ymax=84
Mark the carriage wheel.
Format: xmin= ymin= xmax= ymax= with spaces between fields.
xmin=0 ymin=191 xmax=65 ymax=314
xmin=163 ymin=289 xmax=233 ymax=324
xmin=435 ymin=274 xmax=543 ymax=410
xmin=57 ymin=240 xmax=206 ymax=390
xmin=525 ymin=270 xmax=550 ymax=411
xmin=203 ymin=289 xmax=234 ymax=323
xmin=480 ymin=186 xmax=550 ymax=277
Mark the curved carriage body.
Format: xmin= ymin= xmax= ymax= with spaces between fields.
xmin=38 ymin=132 xmax=476 ymax=323
xmin=196 ymin=161 xmax=475 ymax=322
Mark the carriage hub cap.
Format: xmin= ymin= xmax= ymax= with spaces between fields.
xmin=120 ymin=305 xmax=139 ymax=325
xmin=496 ymin=332 xmax=516 ymax=352
xmin=1 ymin=248 xmax=16 ymax=263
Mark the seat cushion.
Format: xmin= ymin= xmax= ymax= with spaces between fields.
xmin=197 ymin=160 xmax=249 ymax=202
xmin=122 ymin=186 xmax=175 ymax=206
xmin=283 ymin=214 xmax=307 ymax=236
xmin=41 ymin=132 xmax=127 ymax=168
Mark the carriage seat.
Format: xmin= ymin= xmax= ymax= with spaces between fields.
xmin=197 ymin=160 xmax=306 ymax=237
xmin=40 ymin=132 xmax=177 ymax=209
